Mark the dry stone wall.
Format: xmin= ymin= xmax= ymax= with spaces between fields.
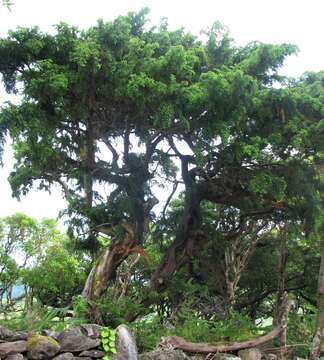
xmin=0 ymin=324 xmax=138 ymax=360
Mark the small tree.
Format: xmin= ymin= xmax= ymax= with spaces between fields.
xmin=0 ymin=213 xmax=63 ymax=312
xmin=22 ymin=244 xmax=87 ymax=307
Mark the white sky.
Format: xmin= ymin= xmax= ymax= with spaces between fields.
xmin=0 ymin=0 xmax=323 ymax=221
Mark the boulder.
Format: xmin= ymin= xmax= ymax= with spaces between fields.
xmin=0 ymin=341 xmax=27 ymax=357
xmin=79 ymin=349 xmax=105 ymax=358
xmin=139 ymin=349 xmax=190 ymax=360
xmin=238 ymin=348 xmax=262 ymax=360
xmin=27 ymin=334 xmax=61 ymax=359
xmin=113 ymin=324 xmax=138 ymax=360
xmin=57 ymin=326 xmax=100 ymax=352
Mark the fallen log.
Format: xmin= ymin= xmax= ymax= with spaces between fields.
xmin=160 ymin=292 xmax=292 ymax=354
xmin=160 ymin=327 xmax=281 ymax=354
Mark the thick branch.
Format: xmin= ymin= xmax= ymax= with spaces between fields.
xmin=160 ymin=296 xmax=292 ymax=354
xmin=161 ymin=328 xmax=281 ymax=354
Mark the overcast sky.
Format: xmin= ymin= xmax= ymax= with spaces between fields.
xmin=0 ymin=0 xmax=323 ymax=221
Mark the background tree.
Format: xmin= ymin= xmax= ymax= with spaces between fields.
xmin=0 ymin=213 xmax=65 ymax=311
xmin=22 ymin=243 xmax=87 ymax=307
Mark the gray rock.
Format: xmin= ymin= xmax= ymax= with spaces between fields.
xmin=139 ymin=349 xmax=190 ymax=360
xmin=5 ymin=354 xmax=24 ymax=360
xmin=53 ymin=353 xmax=75 ymax=360
xmin=58 ymin=327 xmax=84 ymax=339
xmin=80 ymin=324 xmax=101 ymax=339
xmin=0 ymin=326 xmax=27 ymax=341
xmin=113 ymin=324 xmax=138 ymax=360
xmin=27 ymin=334 xmax=61 ymax=359
xmin=238 ymin=349 xmax=262 ymax=360
xmin=58 ymin=327 xmax=100 ymax=352
xmin=79 ymin=349 xmax=105 ymax=358
xmin=0 ymin=341 xmax=27 ymax=357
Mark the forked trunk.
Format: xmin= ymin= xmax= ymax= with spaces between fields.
xmin=151 ymin=187 xmax=204 ymax=290
xmin=151 ymin=155 xmax=206 ymax=290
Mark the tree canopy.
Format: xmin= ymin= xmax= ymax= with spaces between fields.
xmin=0 ymin=9 xmax=323 ymax=321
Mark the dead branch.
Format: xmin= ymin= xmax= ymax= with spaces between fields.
xmin=159 ymin=294 xmax=292 ymax=354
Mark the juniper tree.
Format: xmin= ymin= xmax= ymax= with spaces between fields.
xmin=0 ymin=10 xmax=323 ymax=306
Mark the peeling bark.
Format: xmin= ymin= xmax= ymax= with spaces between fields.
xmin=82 ymin=223 xmax=137 ymax=301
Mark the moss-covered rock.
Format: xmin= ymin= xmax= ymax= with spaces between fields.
xmin=27 ymin=334 xmax=60 ymax=359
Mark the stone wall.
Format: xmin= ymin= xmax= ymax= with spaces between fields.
xmin=0 ymin=324 xmax=137 ymax=360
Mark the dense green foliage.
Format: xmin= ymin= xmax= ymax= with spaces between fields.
xmin=0 ymin=9 xmax=324 ymax=357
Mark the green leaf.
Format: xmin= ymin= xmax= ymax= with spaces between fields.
xmin=103 ymin=343 xmax=110 ymax=352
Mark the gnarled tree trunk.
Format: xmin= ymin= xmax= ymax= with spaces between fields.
xmin=151 ymin=157 xmax=205 ymax=290
xmin=82 ymin=240 xmax=131 ymax=300
xmin=82 ymin=224 xmax=137 ymax=300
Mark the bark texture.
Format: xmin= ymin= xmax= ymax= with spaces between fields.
xmin=82 ymin=224 xmax=139 ymax=300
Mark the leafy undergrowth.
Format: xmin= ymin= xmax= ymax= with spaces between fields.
xmin=132 ymin=312 xmax=261 ymax=353
xmin=0 ymin=302 xmax=87 ymax=332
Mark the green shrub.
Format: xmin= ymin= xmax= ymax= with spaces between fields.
xmin=132 ymin=316 xmax=166 ymax=353
xmin=287 ymin=312 xmax=315 ymax=358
